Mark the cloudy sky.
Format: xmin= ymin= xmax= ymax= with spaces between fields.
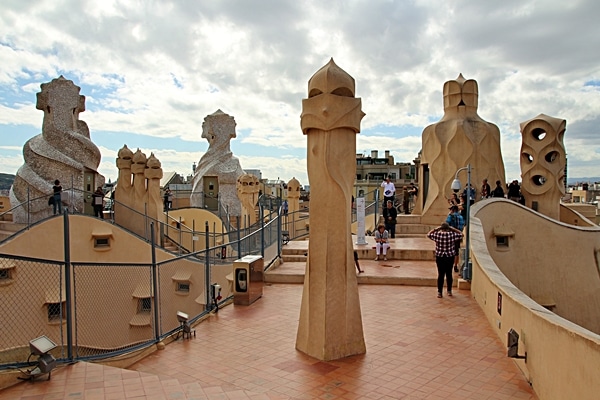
xmin=1 ymin=0 xmax=599 ymax=186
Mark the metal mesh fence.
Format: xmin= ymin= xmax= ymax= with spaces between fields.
xmin=0 ymin=208 xmax=282 ymax=368
xmin=0 ymin=255 xmax=66 ymax=367
xmin=156 ymin=256 xmax=208 ymax=336
xmin=72 ymin=263 xmax=154 ymax=360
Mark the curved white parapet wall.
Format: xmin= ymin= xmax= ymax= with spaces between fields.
xmin=469 ymin=199 xmax=600 ymax=400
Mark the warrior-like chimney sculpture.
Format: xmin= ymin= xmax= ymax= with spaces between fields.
xmin=296 ymin=59 xmax=366 ymax=361
xmin=415 ymin=74 xmax=506 ymax=224
xmin=9 ymin=76 xmax=104 ymax=223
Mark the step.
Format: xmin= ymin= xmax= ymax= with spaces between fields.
xmin=0 ymin=230 xmax=14 ymax=242
xmin=281 ymin=247 xmax=434 ymax=261
xmin=0 ymin=221 xmax=27 ymax=233
xmin=395 ymin=224 xmax=433 ymax=235
xmin=395 ymin=214 xmax=422 ymax=224
xmin=395 ymin=233 xmax=428 ymax=238
xmin=265 ymin=260 xmax=457 ymax=288
xmin=281 ymin=247 xmax=309 ymax=256
xmin=354 ymin=248 xmax=435 ymax=261
xmin=0 ymin=212 xmax=13 ymax=222
xmin=282 ymin=254 xmax=306 ymax=262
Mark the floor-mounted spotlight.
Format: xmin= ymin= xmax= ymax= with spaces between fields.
xmin=507 ymin=329 xmax=527 ymax=361
xmin=177 ymin=311 xmax=195 ymax=339
xmin=211 ymin=283 xmax=222 ymax=312
xmin=19 ymin=335 xmax=57 ymax=381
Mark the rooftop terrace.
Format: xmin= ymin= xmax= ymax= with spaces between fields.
xmin=1 ymin=238 xmax=537 ymax=399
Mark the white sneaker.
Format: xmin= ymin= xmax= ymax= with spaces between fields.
xmin=374 ymin=256 xmax=379 ymax=261
xmin=383 ymin=256 xmax=387 ymax=261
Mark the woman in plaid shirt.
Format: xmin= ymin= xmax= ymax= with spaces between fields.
xmin=427 ymin=222 xmax=464 ymax=298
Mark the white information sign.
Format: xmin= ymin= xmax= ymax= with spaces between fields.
xmin=355 ymin=197 xmax=367 ymax=245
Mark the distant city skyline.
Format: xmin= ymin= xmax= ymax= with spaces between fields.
xmin=1 ymin=1 xmax=599 ymax=187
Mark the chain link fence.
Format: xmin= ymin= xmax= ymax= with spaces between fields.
xmin=0 ymin=255 xmax=66 ymax=367
xmin=72 ymin=263 xmax=154 ymax=360
xmin=0 ymin=206 xmax=285 ymax=369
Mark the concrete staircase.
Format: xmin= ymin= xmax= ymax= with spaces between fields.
xmin=394 ymin=214 xmax=437 ymax=237
xmin=161 ymin=237 xmax=179 ymax=253
xmin=264 ymin=217 xmax=460 ymax=287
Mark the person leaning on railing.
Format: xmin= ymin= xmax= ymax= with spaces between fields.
xmin=51 ymin=179 xmax=62 ymax=215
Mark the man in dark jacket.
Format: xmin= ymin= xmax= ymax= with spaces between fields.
xmin=382 ymin=200 xmax=398 ymax=238
xmin=92 ymin=186 xmax=104 ymax=219
xmin=507 ymin=180 xmax=521 ymax=202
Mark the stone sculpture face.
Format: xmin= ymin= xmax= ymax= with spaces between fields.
xmin=287 ymin=178 xmax=301 ymax=197
xmin=117 ymin=144 xmax=134 ymax=169
xmin=301 ymin=59 xmax=365 ymax=135
xmin=201 ymin=109 xmax=236 ymax=149
xmin=237 ymin=174 xmax=259 ymax=195
xmin=131 ymin=149 xmax=147 ymax=175
xmin=443 ymin=74 xmax=478 ymax=112
xmin=36 ymin=76 xmax=86 ymax=134
xmin=145 ymin=153 xmax=163 ymax=180
xmin=307 ymin=59 xmax=355 ymax=98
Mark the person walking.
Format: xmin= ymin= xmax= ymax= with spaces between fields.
xmin=92 ymin=186 xmax=104 ymax=219
xmin=446 ymin=205 xmax=465 ymax=272
xmin=52 ymin=179 xmax=62 ymax=215
xmin=492 ymin=180 xmax=505 ymax=198
xmin=374 ymin=224 xmax=390 ymax=261
xmin=382 ymin=200 xmax=397 ymax=238
xmin=507 ymin=180 xmax=521 ymax=202
xmin=492 ymin=181 xmax=504 ymax=197
xmin=447 ymin=192 xmax=461 ymax=207
xmin=354 ymin=251 xmax=364 ymax=273
xmin=408 ymin=183 xmax=418 ymax=210
xmin=463 ymin=183 xmax=476 ymax=205
xmin=402 ymin=186 xmax=411 ymax=214
xmin=282 ymin=199 xmax=288 ymax=215
xmin=427 ymin=222 xmax=464 ymax=298
xmin=380 ymin=176 xmax=396 ymax=208
xmin=163 ymin=188 xmax=173 ymax=211
xmin=481 ymin=179 xmax=491 ymax=199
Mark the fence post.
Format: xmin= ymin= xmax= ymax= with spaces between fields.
xmin=27 ymin=186 xmax=31 ymax=228
xmin=237 ymin=216 xmax=241 ymax=259
xmin=144 ymin=203 xmax=148 ymax=241
xmin=178 ymin=217 xmax=182 ymax=256
xmin=277 ymin=206 xmax=282 ymax=257
xmin=260 ymin=205 xmax=265 ymax=258
xmin=71 ymin=175 xmax=74 ymax=214
xmin=150 ymin=222 xmax=160 ymax=340
xmin=205 ymin=221 xmax=211 ymax=311
xmin=374 ymin=188 xmax=380 ymax=228
xmin=63 ymin=208 xmax=74 ymax=361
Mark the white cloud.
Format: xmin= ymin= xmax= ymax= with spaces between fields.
xmin=1 ymin=0 xmax=599 ymax=186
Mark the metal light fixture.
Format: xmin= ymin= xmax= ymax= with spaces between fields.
xmin=210 ymin=283 xmax=222 ymax=313
xmin=451 ymin=164 xmax=472 ymax=280
xmin=21 ymin=335 xmax=57 ymax=381
xmin=507 ymin=329 xmax=527 ymax=361
xmin=177 ymin=311 xmax=195 ymax=339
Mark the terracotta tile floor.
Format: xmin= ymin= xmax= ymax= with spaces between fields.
xmin=2 ymin=284 xmax=537 ymax=399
